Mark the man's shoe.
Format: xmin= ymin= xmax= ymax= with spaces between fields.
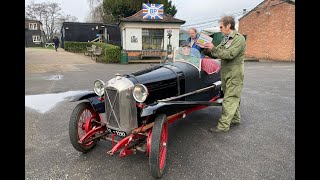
xmin=209 ymin=127 xmax=226 ymax=133
xmin=230 ymin=122 xmax=240 ymax=128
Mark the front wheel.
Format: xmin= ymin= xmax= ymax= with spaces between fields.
xmin=69 ymin=102 xmax=100 ymax=153
xmin=149 ymin=114 xmax=168 ymax=178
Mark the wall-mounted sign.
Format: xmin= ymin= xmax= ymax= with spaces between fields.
xmin=131 ymin=36 xmax=138 ymax=43
xmin=142 ymin=3 xmax=164 ymax=19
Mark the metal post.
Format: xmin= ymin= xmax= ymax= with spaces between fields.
xmin=167 ymin=29 xmax=172 ymax=55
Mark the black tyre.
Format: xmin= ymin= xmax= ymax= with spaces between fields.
xmin=69 ymin=102 xmax=99 ymax=153
xmin=149 ymin=114 xmax=168 ymax=178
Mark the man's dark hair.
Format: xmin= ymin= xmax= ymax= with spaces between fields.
xmin=219 ymin=16 xmax=236 ymax=30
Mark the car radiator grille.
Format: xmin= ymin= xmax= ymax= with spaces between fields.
xmin=104 ymin=87 xmax=120 ymax=128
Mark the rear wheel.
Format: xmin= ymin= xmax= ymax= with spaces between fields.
xmin=149 ymin=114 xmax=168 ymax=178
xmin=69 ymin=102 xmax=100 ymax=153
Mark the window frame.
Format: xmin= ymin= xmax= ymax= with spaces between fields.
xmin=32 ymin=35 xmax=41 ymax=42
xmin=142 ymin=29 xmax=164 ymax=50
xmin=29 ymin=23 xmax=38 ymax=30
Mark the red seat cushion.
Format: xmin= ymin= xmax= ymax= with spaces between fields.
xmin=201 ymin=58 xmax=221 ymax=74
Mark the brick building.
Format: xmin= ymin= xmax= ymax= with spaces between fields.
xmin=238 ymin=0 xmax=295 ymax=61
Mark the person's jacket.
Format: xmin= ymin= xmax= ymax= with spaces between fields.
xmin=207 ymin=30 xmax=246 ymax=66
xmin=186 ymin=34 xmax=205 ymax=58
xmin=53 ymin=38 xmax=60 ymax=45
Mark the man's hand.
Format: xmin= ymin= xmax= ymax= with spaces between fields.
xmin=203 ymin=42 xmax=214 ymax=50
xmin=196 ymin=42 xmax=214 ymax=50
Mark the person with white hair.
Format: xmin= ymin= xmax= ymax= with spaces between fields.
xmin=186 ymin=27 xmax=205 ymax=58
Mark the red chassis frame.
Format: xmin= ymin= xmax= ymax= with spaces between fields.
xmin=78 ymin=95 xmax=220 ymax=158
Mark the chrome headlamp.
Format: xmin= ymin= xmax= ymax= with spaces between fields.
xmin=132 ymin=84 xmax=148 ymax=102
xmin=93 ymin=79 xmax=105 ymax=96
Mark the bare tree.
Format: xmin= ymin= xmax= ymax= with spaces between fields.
xmin=25 ymin=1 xmax=78 ymax=42
xmin=25 ymin=1 xmax=47 ymax=21
xmin=41 ymin=2 xmax=62 ymax=41
xmin=60 ymin=14 xmax=79 ymax=23
xmin=56 ymin=14 xmax=79 ymax=36
xmin=86 ymin=0 xmax=104 ymax=23
xmin=87 ymin=0 xmax=101 ymax=8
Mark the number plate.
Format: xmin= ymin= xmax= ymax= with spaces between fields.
xmin=107 ymin=128 xmax=127 ymax=137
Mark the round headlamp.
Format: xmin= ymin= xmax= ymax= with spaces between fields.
xmin=133 ymin=84 xmax=148 ymax=102
xmin=93 ymin=79 xmax=105 ymax=96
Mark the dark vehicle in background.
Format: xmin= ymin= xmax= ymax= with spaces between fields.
xmin=68 ymin=47 xmax=223 ymax=178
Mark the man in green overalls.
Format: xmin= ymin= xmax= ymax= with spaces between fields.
xmin=198 ymin=16 xmax=246 ymax=133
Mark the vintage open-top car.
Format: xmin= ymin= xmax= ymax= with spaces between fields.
xmin=68 ymin=47 xmax=223 ymax=178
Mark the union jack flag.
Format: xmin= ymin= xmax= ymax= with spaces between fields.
xmin=142 ymin=3 xmax=164 ymax=20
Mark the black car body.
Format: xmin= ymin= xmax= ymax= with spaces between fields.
xmin=68 ymin=48 xmax=223 ymax=178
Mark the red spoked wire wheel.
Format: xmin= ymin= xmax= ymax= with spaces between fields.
xmin=149 ymin=114 xmax=168 ymax=178
xmin=69 ymin=102 xmax=100 ymax=153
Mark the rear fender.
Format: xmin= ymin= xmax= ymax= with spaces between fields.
xmin=69 ymin=91 xmax=105 ymax=113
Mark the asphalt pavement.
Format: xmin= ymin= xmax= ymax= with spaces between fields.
xmin=25 ymin=48 xmax=295 ymax=180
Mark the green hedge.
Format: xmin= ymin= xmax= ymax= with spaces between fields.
xmin=102 ymin=44 xmax=121 ymax=63
xmin=64 ymin=41 xmax=121 ymax=63
xmin=64 ymin=42 xmax=93 ymax=53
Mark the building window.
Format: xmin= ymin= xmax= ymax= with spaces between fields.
xmin=142 ymin=29 xmax=164 ymax=50
xmin=32 ymin=35 xmax=41 ymax=42
xmin=29 ymin=23 xmax=38 ymax=30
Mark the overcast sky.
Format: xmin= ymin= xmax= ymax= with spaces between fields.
xmin=25 ymin=0 xmax=264 ymax=30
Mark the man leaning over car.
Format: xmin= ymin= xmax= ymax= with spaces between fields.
xmin=198 ymin=15 xmax=246 ymax=133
